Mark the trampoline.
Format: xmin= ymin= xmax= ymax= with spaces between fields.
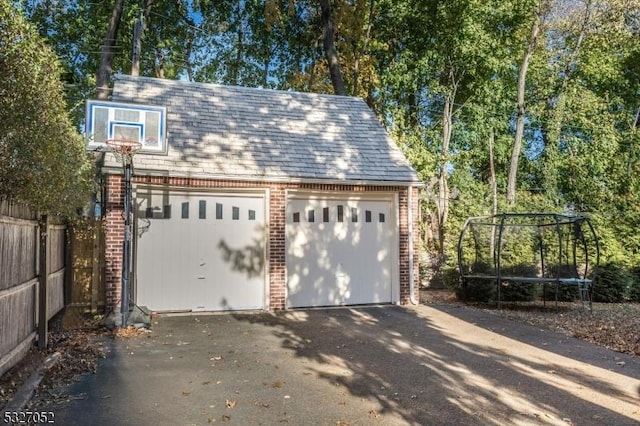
xmin=457 ymin=213 xmax=600 ymax=309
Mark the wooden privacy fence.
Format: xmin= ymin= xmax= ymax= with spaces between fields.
xmin=66 ymin=218 xmax=105 ymax=320
xmin=0 ymin=200 xmax=68 ymax=377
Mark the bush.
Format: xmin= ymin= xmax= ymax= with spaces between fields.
xmin=455 ymin=261 xmax=496 ymax=303
xmin=0 ymin=3 xmax=93 ymax=213
xmin=500 ymin=264 xmax=538 ymax=302
xmin=627 ymin=267 xmax=640 ymax=303
xmin=541 ymin=264 xmax=580 ymax=302
xmin=456 ymin=278 xmax=496 ymax=303
xmin=592 ymin=263 xmax=632 ymax=303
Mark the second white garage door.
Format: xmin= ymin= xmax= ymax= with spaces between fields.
xmin=135 ymin=188 xmax=266 ymax=312
xmin=286 ymin=195 xmax=397 ymax=308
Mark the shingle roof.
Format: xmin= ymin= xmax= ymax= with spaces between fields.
xmin=109 ymin=75 xmax=420 ymax=184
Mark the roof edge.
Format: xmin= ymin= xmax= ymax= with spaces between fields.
xmin=102 ymin=167 xmax=423 ymax=188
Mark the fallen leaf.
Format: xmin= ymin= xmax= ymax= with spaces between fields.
xmin=225 ymin=399 xmax=237 ymax=408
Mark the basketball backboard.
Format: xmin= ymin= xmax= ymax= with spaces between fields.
xmin=85 ymin=100 xmax=167 ymax=154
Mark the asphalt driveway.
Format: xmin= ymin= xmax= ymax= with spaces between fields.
xmin=39 ymin=305 xmax=640 ymax=425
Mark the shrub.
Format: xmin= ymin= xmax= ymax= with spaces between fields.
xmin=499 ymin=263 xmax=538 ymax=302
xmin=592 ymin=263 xmax=632 ymax=303
xmin=455 ymin=261 xmax=496 ymax=303
xmin=627 ymin=267 xmax=640 ymax=303
xmin=541 ymin=264 xmax=580 ymax=302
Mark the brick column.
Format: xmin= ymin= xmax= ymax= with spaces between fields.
xmin=104 ymin=174 xmax=124 ymax=313
xmin=410 ymin=186 xmax=420 ymax=302
xmin=398 ymin=186 xmax=420 ymax=304
xmin=269 ymin=185 xmax=286 ymax=310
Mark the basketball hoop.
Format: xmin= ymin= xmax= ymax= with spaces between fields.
xmin=105 ymin=139 xmax=142 ymax=166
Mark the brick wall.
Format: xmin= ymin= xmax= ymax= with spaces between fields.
xmin=103 ymin=174 xmax=419 ymax=312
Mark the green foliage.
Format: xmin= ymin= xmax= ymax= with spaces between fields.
xmin=628 ymin=267 xmax=640 ymax=303
xmin=500 ymin=264 xmax=539 ymax=302
xmin=593 ymin=262 xmax=633 ymax=303
xmin=13 ymin=0 xmax=640 ymax=278
xmin=457 ymin=279 xmax=496 ymax=303
xmin=454 ymin=261 xmax=496 ymax=303
xmin=0 ymin=1 xmax=93 ymax=214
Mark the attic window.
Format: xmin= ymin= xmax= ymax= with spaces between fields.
xmin=216 ymin=203 xmax=223 ymax=219
xmin=232 ymin=206 xmax=240 ymax=220
xmin=308 ymin=209 xmax=315 ymax=223
xmin=199 ymin=200 xmax=206 ymax=219
xmin=323 ymin=207 xmax=329 ymax=223
xmin=351 ymin=207 xmax=358 ymax=223
xmin=293 ymin=212 xmax=300 ymax=223
xmin=181 ymin=202 xmax=189 ymax=219
xmin=337 ymin=205 xmax=344 ymax=222
xmin=248 ymin=210 xmax=256 ymax=221
xmin=365 ymin=210 xmax=372 ymax=223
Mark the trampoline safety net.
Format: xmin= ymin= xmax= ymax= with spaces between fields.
xmin=457 ymin=213 xmax=600 ymax=309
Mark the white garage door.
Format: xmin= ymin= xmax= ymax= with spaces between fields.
xmin=135 ymin=188 xmax=266 ymax=312
xmin=286 ymin=196 xmax=396 ymax=308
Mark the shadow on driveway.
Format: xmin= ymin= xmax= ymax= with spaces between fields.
xmin=38 ymin=305 xmax=640 ymax=425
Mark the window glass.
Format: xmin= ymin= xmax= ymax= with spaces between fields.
xmin=337 ymin=205 xmax=344 ymax=222
xmin=351 ymin=207 xmax=358 ymax=222
xmin=232 ymin=206 xmax=240 ymax=220
xmin=181 ymin=202 xmax=189 ymax=219
xmin=308 ymin=209 xmax=315 ymax=223
xmin=199 ymin=200 xmax=206 ymax=219
xmin=365 ymin=210 xmax=372 ymax=223
xmin=216 ymin=203 xmax=223 ymax=219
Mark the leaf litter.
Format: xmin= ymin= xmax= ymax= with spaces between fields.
xmin=422 ymin=289 xmax=640 ymax=356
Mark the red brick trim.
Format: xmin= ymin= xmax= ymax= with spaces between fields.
xmin=104 ymin=175 xmax=418 ymax=311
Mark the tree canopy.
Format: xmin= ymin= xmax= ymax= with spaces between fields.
xmin=15 ymin=0 xmax=640 ymax=270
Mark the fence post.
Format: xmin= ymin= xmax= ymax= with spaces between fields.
xmin=38 ymin=214 xmax=48 ymax=349
xmin=64 ymin=221 xmax=73 ymax=306
xmin=91 ymin=219 xmax=101 ymax=314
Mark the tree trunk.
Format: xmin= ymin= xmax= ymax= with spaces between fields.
xmin=543 ymin=0 xmax=592 ymax=196
xmin=507 ymin=2 xmax=543 ymax=205
xmin=173 ymin=0 xmax=195 ymax=81
xmin=488 ymin=127 xmax=497 ymax=257
xmin=437 ymin=94 xmax=453 ymax=255
xmin=352 ymin=0 xmax=374 ymax=96
xmin=155 ymin=47 xmax=165 ymax=78
xmin=319 ymin=0 xmax=346 ymax=95
xmin=131 ymin=18 xmax=142 ymax=76
xmin=96 ymin=0 xmax=125 ymax=100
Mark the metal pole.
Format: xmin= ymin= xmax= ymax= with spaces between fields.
xmin=122 ymin=162 xmax=132 ymax=326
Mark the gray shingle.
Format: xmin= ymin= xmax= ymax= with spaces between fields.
xmin=108 ymin=75 xmax=419 ymax=184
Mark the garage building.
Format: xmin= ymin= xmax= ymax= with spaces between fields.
xmin=100 ymin=75 xmax=420 ymax=313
